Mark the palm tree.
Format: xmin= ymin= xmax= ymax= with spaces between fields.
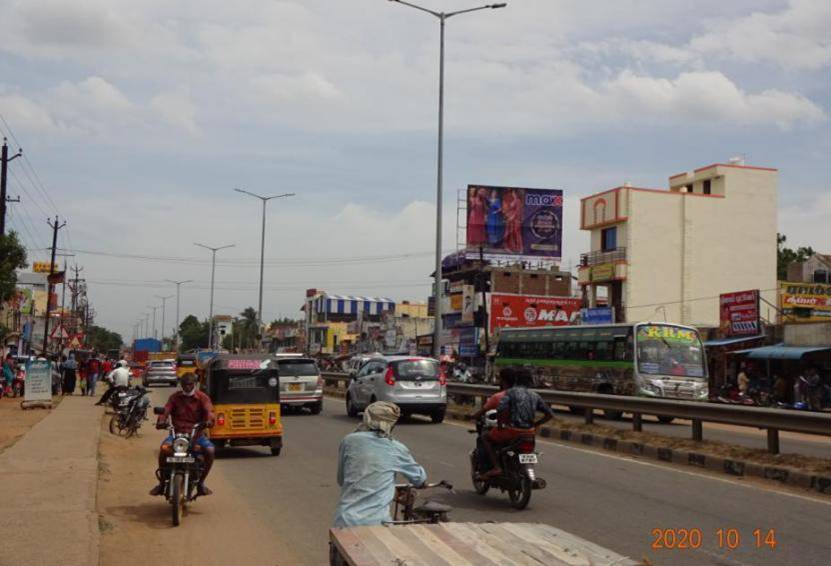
xmin=239 ymin=307 xmax=258 ymax=349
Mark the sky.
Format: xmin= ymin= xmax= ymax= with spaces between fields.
xmin=0 ymin=0 xmax=829 ymax=340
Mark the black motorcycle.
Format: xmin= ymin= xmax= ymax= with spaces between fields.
xmin=469 ymin=412 xmax=546 ymax=510
xmin=109 ymin=386 xmax=149 ymax=437
xmin=152 ymin=408 xmax=207 ymax=526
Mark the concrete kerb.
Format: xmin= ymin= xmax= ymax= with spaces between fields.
xmin=0 ymin=396 xmax=102 ymax=566
xmin=443 ymin=407 xmax=831 ymax=496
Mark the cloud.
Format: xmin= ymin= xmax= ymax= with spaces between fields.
xmin=689 ymin=0 xmax=831 ymax=70
xmin=149 ymin=87 xmax=200 ymax=136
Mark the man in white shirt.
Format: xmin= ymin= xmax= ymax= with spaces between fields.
xmin=95 ymin=360 xmax=132 ymax=405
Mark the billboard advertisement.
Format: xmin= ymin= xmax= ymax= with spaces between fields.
xmin=719 ymin=290 xmax=760 ymax=336
xmin=779 ymin=282 xmax=831 ymax=323
xmin=489 ymin=293 xmax=581 ymax=332
xmin=466 ymin=185 xmax=563 ymax=262
xmin=580 ymin=307 xmax=614 ymax=325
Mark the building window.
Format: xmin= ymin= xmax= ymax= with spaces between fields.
xmin=814 ymin=269 xmax=830 ymax=284
xmin=601 ymin=227 xmax=617 ymax=251
xmin=703 ymin=179 xmax=711 ymax=195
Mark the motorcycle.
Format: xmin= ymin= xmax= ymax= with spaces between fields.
xmin=152 ymin=408 xmax=208 ymax=527
xmin=109 ymin=386 xmax=149 ymax=437
xmin=12 ymin=368 xmax=25 ymax=398
xmin=468 ymin=411 xmax=546 ymax=510
xmin=714 ymin=383 xmax=756 ymax=406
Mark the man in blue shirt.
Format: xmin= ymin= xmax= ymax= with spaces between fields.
xmin=333 ymin=401 xmax=427 ymax=528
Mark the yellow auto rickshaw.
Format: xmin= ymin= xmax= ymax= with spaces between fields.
xmin=175 ymin=353 xmax=198 ymax=379
xmin=202 ymin=354 xmax=282 ymax=456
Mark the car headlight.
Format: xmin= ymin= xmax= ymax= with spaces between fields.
xmin=172 ymin=437 xmax=189 ymax=455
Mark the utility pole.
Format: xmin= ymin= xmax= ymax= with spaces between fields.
xmin=42 ymin=216 xmax=66 ymax=354
xmin=147 ymin=304 xmax=159 ymax=339
xmin=0 ymin=138 xmax=22 ymax=237
xmin=155 ymin=295 xmax=174 ymax=347
xmin=194 ymin=243 xmax=234 ymax=350
xmin=478 ymin=246 xmax=490 ymax=355
xmin=70 ymin=265 xmax=84 ymax=334
xmin=165 ymin=279 xmax=193 ymax=352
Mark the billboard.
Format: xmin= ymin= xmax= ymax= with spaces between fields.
xmin=489 ymin=293 xmax=581 ymax=332
xmin=779 ymin=282 xmax=831 ymax=323
xmin=466 ymin=185 xmax=563 ymax=262
xmin=580 ymin=307 xmax=614 ymax=325
xmin=719 ymin=290 xmax=760 ymax=336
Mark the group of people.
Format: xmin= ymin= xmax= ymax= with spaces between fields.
xmin=735 ymin=362 xmax=830 ymax=409
xmin=57 ymin=354 xmax=119 ymax=397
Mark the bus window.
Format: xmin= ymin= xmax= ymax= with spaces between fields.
xmin=614 ymin=338 xmax=628 ymax=361
xmin=595 ymin=340 xmax=612 ymax=361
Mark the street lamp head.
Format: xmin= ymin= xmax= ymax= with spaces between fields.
xmin=490 ymin=3 xmax=507 ymax=8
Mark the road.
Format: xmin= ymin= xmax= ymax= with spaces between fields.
xmin=213 ymin=395 xmax=831 ymax=566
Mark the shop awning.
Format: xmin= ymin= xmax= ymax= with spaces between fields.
xmin=733 ymin=344 xmax=831 ymax=360
xmin=313 ymin=294 xmax=395 ymax=316
xmin=704 ymin=335 xmax=764 ymax=347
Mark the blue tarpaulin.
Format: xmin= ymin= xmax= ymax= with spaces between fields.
xmin=733 ymin=344 xmax=831 ymax=360
xmin=704 ymin=335 xmax=764 ymax=347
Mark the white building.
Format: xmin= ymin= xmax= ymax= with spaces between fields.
xmin=577 ymin=162 xmax=778 ymax=327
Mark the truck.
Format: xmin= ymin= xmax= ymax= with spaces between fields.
xmin=149 ymin=351 xmax=177 ymax=362
xmin=133 ymin=338 xmax=162 ymax=353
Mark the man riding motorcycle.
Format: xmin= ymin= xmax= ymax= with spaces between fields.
xmin=95 ymin=360 xmax=131 ymax=406
xmin=150 ymin=373 xmax=215 ymax=497
xmin=480 ymin=367 xmax=553 ymax=479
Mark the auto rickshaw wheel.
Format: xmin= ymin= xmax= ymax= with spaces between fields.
xmin=270 ymin=438 xmax=282 ymax=456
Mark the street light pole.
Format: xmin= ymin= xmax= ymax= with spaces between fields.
xmin=165 ymin=279 xmax=193 ymax=351
xmin=146 ymin=305 xmax=160 ymax=339
xmin=234 ymin=188 xmax=295 ymax=349
xmin=155 ymin=295 xmax=174 ymax=347
xmin=194 ymin=243 xmax=235 ymax=350
xmin=388 ymin=0 xmax=507 ymax=359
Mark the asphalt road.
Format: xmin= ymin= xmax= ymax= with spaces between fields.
xmin=212 ymin=396 xmax=831 ymax=565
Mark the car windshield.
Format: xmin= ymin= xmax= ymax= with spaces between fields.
xmin=150 ymin=361 xmax=174 ymax=368
xmin=392 ymin=359 xmax=439 ymax=381
xmin=636 ymin=324 xmax=706 ymax=379
xmin=278 ymin=360 xmax=318 ymax=376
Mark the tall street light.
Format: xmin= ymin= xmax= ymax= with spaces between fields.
xmin=388 ymin=0 xmax=507 ymax=359
xmin=165 ymin=279 xmax=193 ymax=351
xmin=234 ymin=188 xmax=295 ymax=347
xmin=194 ymin=242 xmax=235 ymax=350
xmin=146 ymin=304 xmax=160 ymax=339
xmin=155 ymin=295 xmax=174 ymax=346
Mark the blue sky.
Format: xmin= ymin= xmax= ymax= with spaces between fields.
xmin=0 ymin=0 xmax=828 ymax=339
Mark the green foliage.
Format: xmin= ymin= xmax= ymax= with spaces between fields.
xmin=178 ymin=314 xmax=209 ymax=352
xmin=87 ymin=325 xmax=123 ymax=353
xmin=777 ymin=233 xmax=815 ymax=281
xmin=0 ymin=231 xmax=28 ymax=302
xmin=269 ymin=317 xmax=298 ymax=329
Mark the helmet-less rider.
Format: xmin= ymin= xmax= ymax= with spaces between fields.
xmin=150 ymin=373 xmax=215 ymax=497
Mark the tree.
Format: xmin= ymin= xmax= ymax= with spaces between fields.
xmin=0 ymin=231 xmax=28 ymax=303
xmin=777 ymin=233 xmax=815 ymax=281
xmin=178 ymin=314 xmax=209 ymax=352
xmin=86 ymin=325 xmax=123 ymax=353
xmin=269 ymin=317 xmax=298 ymax=330
xmin=239 ymin=307 xmax=258 ymax=349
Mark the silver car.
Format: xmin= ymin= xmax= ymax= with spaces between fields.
xmin=346 ymin=356 xmax=447 ymax=423
xmin=142 ymin=360 xmax=177 ymax=387
xmin=276 ymin=357 xmax=323 ymax=414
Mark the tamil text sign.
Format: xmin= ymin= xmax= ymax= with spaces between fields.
xmin=32 ymin=261 xmax=57 ymax=273
xmin=581 ymin=307 xmax=614 ymax=325
xmin=779 ymin=282 xmax=831 ymax=323
xmin=489 ymin=293 xmax=581 ymax=332
xmin=719 ymin=290 xmax=760 ymax=336
xmin=466 ymin=185 xmax=563 ymax=262
xmin=24 ymin=360 xmax=52 ymax=403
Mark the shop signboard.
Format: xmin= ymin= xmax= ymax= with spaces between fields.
xmin=24 ymin=359 xmax=52 ymax=404
xmin=32 ymin=262 xmax=58 ymax=273
xmin=590 ymin=263 xmax=615 ymax=282
xmin=458 ymin=327 xmax=479 ymax=357
xmin=581 ymin=307 xmax=614 ymax=325
xmin=465 ymin=185 xmax=563 ymax=262
xmin=489 ymin=293 xmax=582 ymax=332
xmin=779 ymin=282 xmax=831 ymax=323
xmin=719 ymin=289 xmax=760 ymax=336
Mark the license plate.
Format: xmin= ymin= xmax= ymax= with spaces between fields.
xmin=166 ymin=456 xmax=195 ymax=463
xmin=518 ymin=454 xmax=538 ymax=464
xmin=288 ymin=383 xmax=303 ymax=392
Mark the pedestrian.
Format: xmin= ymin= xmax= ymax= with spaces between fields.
xmin=3 ymin=354 xmax=15 ymax=396
xmin=736 ymin=363 xmax=750 ymax=394
xmin=87 ymin=355 xmax=101 ymax=397
xmin=62 ymin=354 xmax=78 ymax=395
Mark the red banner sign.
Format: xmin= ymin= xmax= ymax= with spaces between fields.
xmin=226 ymin=359 xmax=266 ymax=370
xmin=719 ymin=290 xmax=760 ymax=336
xmin=489 ymin=294 xmax=582 ymax=332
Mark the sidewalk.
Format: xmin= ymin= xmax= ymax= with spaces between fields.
xmin=0 ymin=396 xmax=101 ymax=566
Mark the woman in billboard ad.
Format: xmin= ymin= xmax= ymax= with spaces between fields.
xmin=467 ymin=186 xmax=488 ymax=247
xmin=486 ymin=189 xmax=505 ymax=246
xmin=502 ymin=188 xmax=524 ymax=252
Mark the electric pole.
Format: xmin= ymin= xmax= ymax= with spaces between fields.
xmin=0 ymin=138 xmax=23 ymax=236
xmin=42 ymin=216 xmax=66 ymax=354
xmin=155 ymin=295 xmax=174 ymax=347
xmin=165 ymin=279 xmax=193 ymax=352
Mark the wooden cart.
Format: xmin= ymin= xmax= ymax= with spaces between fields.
xmin=329 ymin=522 xmax=639 ymax=566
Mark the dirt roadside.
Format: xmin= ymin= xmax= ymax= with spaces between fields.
xmin=0 ymin=394 xmax=61 ymax=454
xmin=96 ymin=408 xmax=301 ymax=566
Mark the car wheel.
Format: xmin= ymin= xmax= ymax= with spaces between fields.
xmin=309 ymin=401 xmax=323 ymax=415
xmin=346 ymin=395 xmax=358 ymax=418
xmin=431 ymin=407 xmax=446 ymax=424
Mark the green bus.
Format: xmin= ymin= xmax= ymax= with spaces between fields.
xmin=495 ymin=322 xmax=708 ymax=418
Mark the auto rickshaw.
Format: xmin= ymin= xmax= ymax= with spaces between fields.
xmin=202 ymin=354 xmax=282 ymax=456
xmin=175 ymin=353 xmax=198 ymax=379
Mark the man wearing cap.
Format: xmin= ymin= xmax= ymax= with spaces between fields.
xmin=333 ymin=401 xmax=427 ymax=527
xmin=150 ymin=373 xmax=215 ymax=497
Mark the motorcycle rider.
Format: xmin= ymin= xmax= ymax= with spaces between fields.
xmin=150 ymin=373 xmax=215 ymax=497
xmin=333 ymin=401 xmax=426 ymax=527
xmin=95 ymin=360 xmax=131 ymax=406
xmin=480 ymin=367 xmax=553 ymax=479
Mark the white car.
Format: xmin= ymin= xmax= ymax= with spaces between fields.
xmin=276 ymin=357 xmax=323 ymax=414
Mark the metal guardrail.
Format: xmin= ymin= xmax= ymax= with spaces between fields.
xmin=321 ymin=372 xmax=831 ymax=454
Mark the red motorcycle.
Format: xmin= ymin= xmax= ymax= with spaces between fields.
xmin=11 ymin=368 xmax=25 ymax=398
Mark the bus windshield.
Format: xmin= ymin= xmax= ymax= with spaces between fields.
xmin=635 ymin=324 xmax=706 ymax=379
